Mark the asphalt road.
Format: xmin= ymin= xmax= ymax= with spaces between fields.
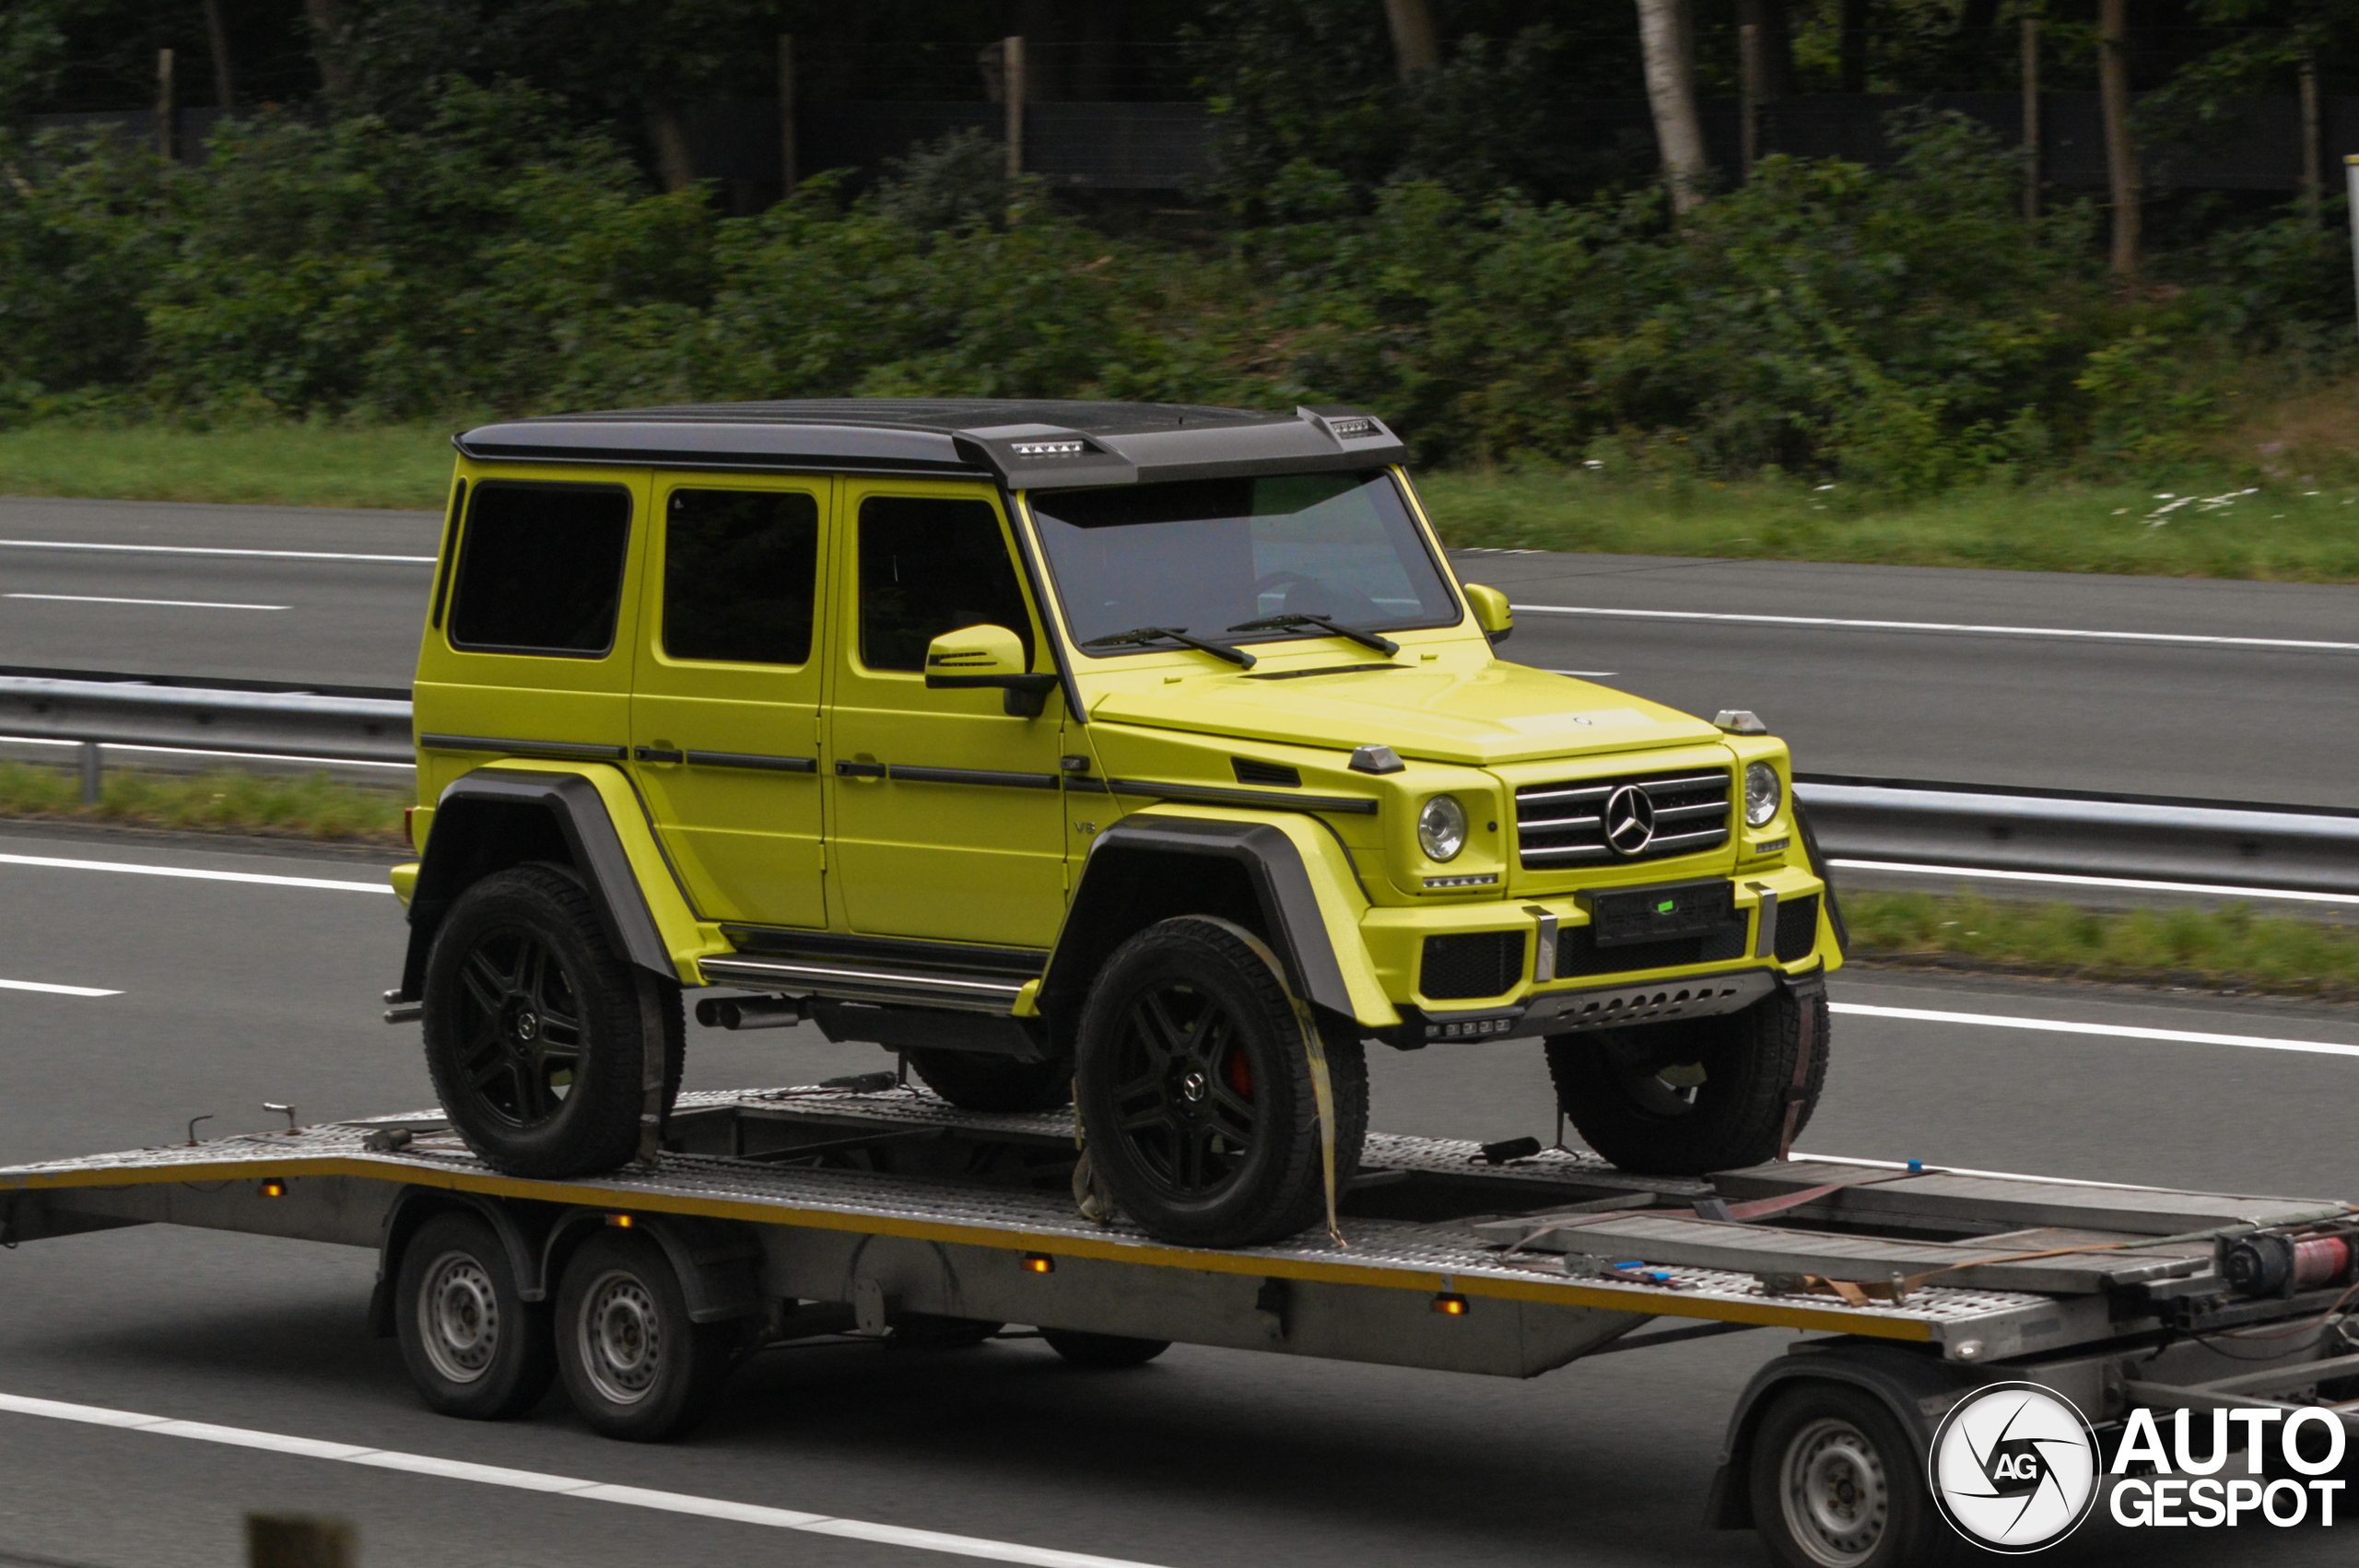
xmin=2 ymin=825 xmax=2355 ymax=1567
xmin=4 ymin=497 xmax=2356 ymax=802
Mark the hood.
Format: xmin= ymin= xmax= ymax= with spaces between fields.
xmin=1089 ymin=661 xmax=1725 ymax=767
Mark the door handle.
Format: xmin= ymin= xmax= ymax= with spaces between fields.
xmin=634 ymin=746 xmax=684 ymax=765
xmin=835 ymin=759 xmax=886 ymax=780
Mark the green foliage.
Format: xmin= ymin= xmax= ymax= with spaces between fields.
xmin=0 ymin=762 xmax=406 ymax=841
xmin=1845 ymin=890 xmax=2359 ymax=1000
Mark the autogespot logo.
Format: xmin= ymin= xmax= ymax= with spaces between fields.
xmin=1929 ymin=1383 xmax=2101 ymax=1553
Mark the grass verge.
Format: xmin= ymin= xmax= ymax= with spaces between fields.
xmin=0 ymin=422 xmax=456 ymax=510
xmin=1844 ymin=891 xmax=2359 ymax=1001
xmin=6 ymin=417 xmax=2359 ymax=580
xmin=0 ymin=763 xmax=407 ymax=845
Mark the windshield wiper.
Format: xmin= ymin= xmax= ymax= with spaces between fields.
xmin=1081 ymin=625 xmax=1257 ymax=669
xmin=1226 ymin=612 xmax=1400 ymax=656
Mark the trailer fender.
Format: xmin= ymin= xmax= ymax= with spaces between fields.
xmin=369 ymin=1186 xmax=552 ymax=1337
xmin=1039 ymin=809 xmax=1397 ymax=1036
xmin=397 ymin=764 xmax=704 ymax=1000
xmin=1703 ymin=1339 xmax=1982 ymax=1529
xmin=541 ymin=1209 xmax=765 ymax=1325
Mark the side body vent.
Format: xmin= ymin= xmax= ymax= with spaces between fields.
xmin=1231 ymin=757 xmax=1303 ymax=788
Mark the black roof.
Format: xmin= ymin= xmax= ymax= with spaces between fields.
xmin=454 ymin=398 xmax=1406 ymax=489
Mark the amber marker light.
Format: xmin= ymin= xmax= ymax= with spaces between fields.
xmin=605 ymin=1213 xmax=634 ymax=1228
xmin=258 ymin=1180 xmax=286 ymax=1199
xmin=1021 ymin=1253 xmax=1055 ymax=1274
xmin=1431 ymin=1293 xmax=1468 ymax=1316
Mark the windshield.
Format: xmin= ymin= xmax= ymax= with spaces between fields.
xmin=1026 ymin=471 xmax=1461 ymax=653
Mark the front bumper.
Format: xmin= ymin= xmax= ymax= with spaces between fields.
xmin=1360 ymin=864 xmax=1836 ymax=1045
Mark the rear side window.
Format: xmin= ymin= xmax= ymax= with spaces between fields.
xmin=449 ymin=483 xmax=632 ymax=656
xmin=661 ymin=488 xmax=820 ymax=666
xmin=857 ymin=496 xmax=1035 ymax=673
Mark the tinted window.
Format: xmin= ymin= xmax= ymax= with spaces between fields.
xmin=450 ymin=483 xmax=631 ymax=656
xmin=662 ymin=488 xmax=820 ymax=666
xmin=1028 ymin=471 xmax=1459 ymax=650
xmin=858 ymin=497 xmax=1035 ymax=673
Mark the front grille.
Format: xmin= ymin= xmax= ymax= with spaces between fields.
xmin=1555 ymin=918 xmax=1749 ymax=978
xmin=1421 ymin=931 xmax=1528 ymax=1000
xmin=1515 ymin=766 xmax=1731 ymax=870
xmin=1775 ymin=895 xmax=1822 ymax=962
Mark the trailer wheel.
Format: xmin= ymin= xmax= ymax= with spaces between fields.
xmin=1750 ymin=1381 xmax=1952 ymax=1568
xmin=904 ymin=1050 xmax=1072 ymax=1112
xmin=1074 ymin=917 xmax=1367 ymax=1247
xmin=554 ymin=1230 xmax=735 ymax=1442
xmin=1040 ymin=1328 xmax=1170 ymax=1369
xmin=1544 ymin=986 xmax=1826 ymax=1176
xmin=423 ymin=865 xmax=683 ymax=1179
xmin=393 ymin=1211 xmax=555 ymax=1420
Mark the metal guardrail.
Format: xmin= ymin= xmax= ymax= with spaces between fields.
xmin=0 ymin=675 xmax=413 ymax=801
xmin=3 ymin=674 xmax=2352 ymax=893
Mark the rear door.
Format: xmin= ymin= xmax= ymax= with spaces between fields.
xmin=823 ymin=480 xmax=1069 ymax=948
xmin=628 ymin=476 xmax=831 ymax=930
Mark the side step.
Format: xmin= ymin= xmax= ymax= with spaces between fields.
xmin=699 ymin=954 xmax=1027 ymax=1015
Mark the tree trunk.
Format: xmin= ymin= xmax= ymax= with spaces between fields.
xmin=1735 ymin=0 xmax=1791 ymax=100
xmin=1838 ymin=0 xmax=1869 ymax=95
xmin=649 ymin=105 xmax=697 ymax=193
xmin=2097 ymin=0 xmax=2140 ymax=278
xmin=1381 ymin=0 xmax=1441 ymax=79
xmin=1636 ymin=0 xmax=1708 ymax=216
xmin=302 ymin=0 xmax=350 ymax=102
xmin=201 ymin=0 xmax=236 ymax=110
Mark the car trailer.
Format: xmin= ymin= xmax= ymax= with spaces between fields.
xmin=6 ymin=1082 xmax=2359 ymax=1566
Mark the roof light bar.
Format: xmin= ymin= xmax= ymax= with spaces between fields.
xmin=1011 ymin=439 xmax=1087 ymax=458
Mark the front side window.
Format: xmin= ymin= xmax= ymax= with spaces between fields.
xmin=1027 ymin=471 xmax=1460 ymax=653
xmin=449 ymin=482 xmax=631 ymax=656
xmin=661 ymin=488 xmax=820 ymax=666
xmin=857 ymin=496 xmax=1036 ymax=673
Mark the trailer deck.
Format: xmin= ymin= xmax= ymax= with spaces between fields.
xmin=7 ymin=1082 xmax=2357 ymax=1562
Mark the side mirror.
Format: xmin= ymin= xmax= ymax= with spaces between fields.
xmin=1464 ymin=584 xmax=1513 ymax=647
xmin=924 ymin=624 xmax=1060 ymax=718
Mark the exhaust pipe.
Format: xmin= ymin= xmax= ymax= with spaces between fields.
xmin=696 ymin=993 xmax=809 ymax=1031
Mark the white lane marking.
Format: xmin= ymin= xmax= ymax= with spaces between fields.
xmin=1830 ymin=1001 xmax=2359 ymax=1059
xmin=0 ymin=977 xmax=120 ymax=997
xmin=0 ymin=852 xmax=393 ymax=895
xmin=0 ymin=539 xmax=432 ymax=564
xmin=1829 ymin=857 xmax=2359 ymax=907
xmin=1544 ymin=668 xmax=1619 ymax=677
xmin=1510 ymin=603 xmax=2359 ymax=653
xmin=0 ymin=735 xmax=415 ymax=772
xmin=6 ymin=593 xmax=288 ymax=612
xmin=0 ymin=1391 xmax=1167 ymax=1568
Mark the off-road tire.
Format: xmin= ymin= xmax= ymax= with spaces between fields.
xmin=1544 ymin=986 xmax=1828 ymax=1176
xmin=554 ymin=1230 xmax=736 ymax=1442
xmin=422 ymin=864 xmax=683 ymax=1179
xmin=1749 ymin=1381 xmax=1956 ymax=1568
xmin=905 ymin=1050 xmax=1073 ymax=1113
xmin=393 ymin=1210 xmax=556 ymax=1420
xmin=1074 ymin=916 xmax=1368 ymax=1247
xmin=1041 ymin=1328 xmax=1170 ymax=1368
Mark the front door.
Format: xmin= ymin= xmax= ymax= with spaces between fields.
xmin=628 ymin=476 xmax=831 ymax=930
xmin=824 ymin=481 xmax=1069 ymax=949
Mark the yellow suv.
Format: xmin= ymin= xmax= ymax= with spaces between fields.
xmin=389 ymin=399 xmax=1844 ymax=1246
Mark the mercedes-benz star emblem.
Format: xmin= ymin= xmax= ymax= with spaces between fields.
xmin=1603 ymin=784 xmax=1657 ymax=856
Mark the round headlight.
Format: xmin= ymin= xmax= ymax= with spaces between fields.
xmin=1743 ymin=762 xmax=1783 ymax=828
xmin=1417 ymin=794 xmax=1468 ymax=861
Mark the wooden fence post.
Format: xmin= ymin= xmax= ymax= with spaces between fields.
xmin=248 ymin=1514 xmax=354 ymax=1568
xmin=2021 ymin=16 xmax=2040 ymax=223
xmin=2097 ymin=0 xmax=2140 ymax=279
xmin=1003 ymin=36 xmax=1026 ymax=181
xmin=156 ymin=47 xmax=176 ymax=161
xmin=2300 ymin=54 xmax=2320 ymax=224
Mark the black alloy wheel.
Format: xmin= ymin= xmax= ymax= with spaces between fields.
xmin=1074 ymin=916 xmax=1367 ymax=1247
xmin=423 ymin=865 xmax=682 ymax=1179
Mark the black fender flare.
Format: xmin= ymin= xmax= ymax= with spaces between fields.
xmin=1702 ymin=1338 xmax=1983 ymax=1529
xmin=1039 ymin=814 xmax=1358 ymax=1031
xmin=369 ymin=1185 xmax=555 ymax=1336
xmin=540 ymin=1209 xmax=765 ymax=1325
xmin=398 ymin=768 xmax=673 ymax=1000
